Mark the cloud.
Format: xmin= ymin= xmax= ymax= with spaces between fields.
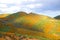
xmin=0 ymin=0 xmax=36 ymax=4
xmin=0 ymin=0 xmax=60 ymax=17
xmin=0 ymin=4 xmax=8 ymax=8
xmin=0 ymin=6 xmax=21 ymax=13
xmin=0 ymin=0 xmax=42 ymax=13
xmin=20 ymin=8 xmax=33 ymax=13
xmin=26 ymin=3 xmax=43 ymax=9
xmin=0 ymin=0 xmax=15 ymax=4
xmin=23 ymin=0 xmax=36 ymax=2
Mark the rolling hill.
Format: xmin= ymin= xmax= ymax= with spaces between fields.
xmin=54 ymin=15 xmax=60 ymax=20
xmin=0 ymin=11 xmax=60 ymax=40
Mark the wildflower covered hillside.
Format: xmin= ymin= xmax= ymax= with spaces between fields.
xmin=0 ymin=12 xmax=60 ymax=40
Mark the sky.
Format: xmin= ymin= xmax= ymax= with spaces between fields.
xmin=0 ymin=0 xmax=60 ymax=17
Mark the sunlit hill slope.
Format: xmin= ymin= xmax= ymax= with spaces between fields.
xmin=0 ymin=12 xmax=60 ymax=40
xmin=0 ymin=14 xmax=10 ymax=18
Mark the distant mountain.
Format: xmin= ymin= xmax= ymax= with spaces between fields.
xmin=54 ymin=15 xmax=60 ymax=20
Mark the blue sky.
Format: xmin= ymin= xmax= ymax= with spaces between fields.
xmin=0 ymin=0 xmax=60 ymax=17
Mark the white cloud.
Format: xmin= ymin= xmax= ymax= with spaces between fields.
xmin=26 ymin=4 xmax=35 ymax=8
xmin=9 ymin=6 xmax=21 ymax=11
xmin=0 ymin=0 xmax=24 ymax=13
xmin=0 ymin=0 xmax=36 ymax=4
xmin=18 ymin=7 xmax=33 ymax=13
xmin=0 ymin=4 xmax=8 ymax=8
xmin=26 ymin=3 xmax=43 ymax=8
xmin=23 ymin=0 xmax=36 ymax=2
xmin=0 ymin=0 xmax=43 ymax=13
xmin=0 ymin=0 xmax=14 ymax=4
xmin=0 ymin=0 xmax=60 ymax=17
xmin=0 ymin=0 xmax=23 ymax=4
xmin=0 ymin=6 xmax=21 ymax=13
